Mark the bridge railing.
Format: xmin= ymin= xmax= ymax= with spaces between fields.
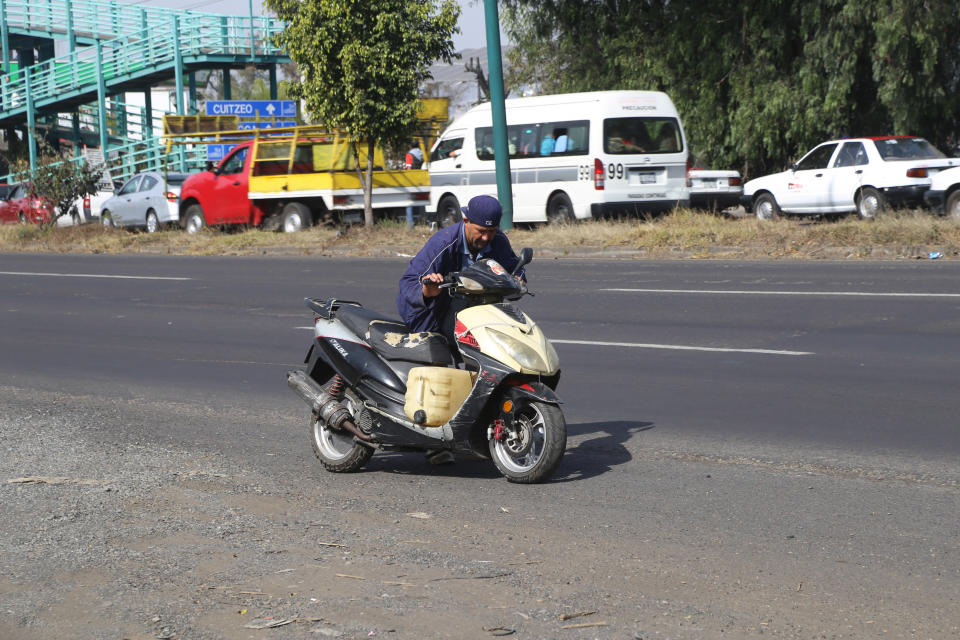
xmin=0 ymin=14 xmax=285 ymax=114
xmin=57 ymin=99 xmax=175 ymax=143
xmin=1 ymin=0 xmax=263 ymax=47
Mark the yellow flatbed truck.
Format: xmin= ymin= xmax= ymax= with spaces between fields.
xmin=163 ymin=99 xmax=447 ymax=232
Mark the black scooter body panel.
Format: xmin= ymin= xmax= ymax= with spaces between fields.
xmin=315 ymin=336 xmax=405 ymax=396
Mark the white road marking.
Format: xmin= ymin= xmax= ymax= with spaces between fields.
xmin=0 ymin=271 xmax=191 ymax=281
xmin=294 ymin=327 xmax=810 ymax=356
xmin=601 ymin=288 xmax=960 ymax=298
xmin=174 ymin=358 xmax=300 ymax=366
xmin=551 ymin=339 xmax=812 ymax=356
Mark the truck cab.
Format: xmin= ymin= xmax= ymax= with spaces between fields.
xmin=178 ymin=141 xmax=270 ymax=233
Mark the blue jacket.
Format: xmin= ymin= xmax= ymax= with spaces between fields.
xmin=397 ymin=221 xmax=524 ymax=332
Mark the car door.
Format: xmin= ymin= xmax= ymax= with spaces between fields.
xmin=428 ymin=130 xmax=467 ymax=182
xmin=113 ymin=176 xmax=142 ymax=225
xmin=778 ymin=143 xmax=838 ymax=213
xmin=827 ymin=141 xmax=867 ymax=211
xmin=211 ymin=146 xmax=251 ymax=223
xmin=136 ymin=174 xmax=161 ymax=225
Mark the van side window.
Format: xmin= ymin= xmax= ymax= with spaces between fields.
xmin=475 ymin=120 xmax=589 ymax=161
xmin=431 ymin=137 xmax=464 ymax=162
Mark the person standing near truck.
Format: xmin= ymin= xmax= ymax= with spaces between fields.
xmin=404 ymin=142 xmax=425 ymax=169
xmin=404 ymin=141 xmax=426 ymax=226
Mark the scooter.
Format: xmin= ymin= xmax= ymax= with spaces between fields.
xmin=286 ymin=248 xmax=566 ymax=483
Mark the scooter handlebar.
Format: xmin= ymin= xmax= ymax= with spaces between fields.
xmin=420 ymin=273 xmax=458 ymax=288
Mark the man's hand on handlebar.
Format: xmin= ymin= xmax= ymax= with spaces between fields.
xmin=420 ymin=273 xmax=446 ymax=298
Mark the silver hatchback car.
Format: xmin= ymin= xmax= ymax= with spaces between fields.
xmin=100 ymin=172 xmax=189 ymax=232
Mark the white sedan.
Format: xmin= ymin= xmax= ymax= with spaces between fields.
xmin=100 ymin=172 xmax=189 ymax=232
xmin=742 ymin=137 xmax=959 ymax=220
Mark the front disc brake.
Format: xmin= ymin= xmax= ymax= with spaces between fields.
xmin=504 ymin=416 xmax=534 ymax=456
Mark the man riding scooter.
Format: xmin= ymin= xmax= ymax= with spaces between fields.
xmin=396 ymin=195 xmax=527 ymax=464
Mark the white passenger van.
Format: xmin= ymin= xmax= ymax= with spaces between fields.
xmin=428 ymin=90 xmax=689 ymax=225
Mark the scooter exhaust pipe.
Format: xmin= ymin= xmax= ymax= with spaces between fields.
xmin=286 ymin=370 xmax=373 ymax=442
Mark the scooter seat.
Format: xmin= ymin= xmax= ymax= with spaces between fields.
xmin=335 ymin=304 xmax=400 ymax=338
xmin=366 ymin=320 xmax=455 ymax=366
xmin=334 ymin=305 xmax=454 ymax=366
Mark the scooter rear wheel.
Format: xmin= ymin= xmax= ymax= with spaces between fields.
xmin=489 ymin=400 xmax=566 ymax=484
xmin=310 ymin=390 xmax=373 ymax=473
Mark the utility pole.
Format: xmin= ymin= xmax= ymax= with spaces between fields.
xmin=482 ymin=0 xmax=512 ymax=230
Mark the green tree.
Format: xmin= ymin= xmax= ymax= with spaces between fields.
xmin=264 ymin=0 xmax=459 ymax=227
xmin=4 ymin=135 xmax=102 ymax=225
xmin=501 ymin=0 xmax=960 ymax=177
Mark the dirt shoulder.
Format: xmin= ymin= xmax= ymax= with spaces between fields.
xmin=3 ymin=384 xmax=958 ymax=640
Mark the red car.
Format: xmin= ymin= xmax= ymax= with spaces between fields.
xmin=0 ymin=183 xmax=55 ymax=224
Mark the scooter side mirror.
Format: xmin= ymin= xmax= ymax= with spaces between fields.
xmin=513 ymin=247 xmax=533 ymax=275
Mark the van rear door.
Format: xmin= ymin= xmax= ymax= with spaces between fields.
xmin=599 ymin=115 xmax=688 ymax=213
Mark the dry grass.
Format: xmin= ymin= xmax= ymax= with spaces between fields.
xmin=1 ymin=209 xmax=958 ymax=259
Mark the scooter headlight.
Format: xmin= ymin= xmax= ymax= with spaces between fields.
xmin=544 ymin=338 xmax=560 ymax=372
xmin=459 ymin=276 xmax=484 ymax=292
xmin=485 ymin=328 xmax=551 ymax=372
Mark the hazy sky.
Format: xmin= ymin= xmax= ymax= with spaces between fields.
xmin=123 ymin=0 xmax=499 ymax=51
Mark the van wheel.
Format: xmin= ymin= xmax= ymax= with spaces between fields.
xmin=18 ymin=212 xmax=26 ymax=224
xmin=100 ymin=211 xmax=114 ymax=227
xmin=547 ymin=192 xmax=574 ymax=224
xmin=146 ymin=210 xmax=160 ymax=233
xmin=281 ymin=202 xmax=311 ymax=232
xmin=436 ymin=195 xmax=461 ymax=228
xmin=182 ymin=205 xmax=205 ymax=234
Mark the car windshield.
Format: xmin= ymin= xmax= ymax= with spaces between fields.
xmin=166 ymin=174 xmax=189 ymax=185
xmin=873 ymin=137 xmax=945 ymax=161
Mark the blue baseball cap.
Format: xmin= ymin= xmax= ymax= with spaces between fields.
xmin=461 ymin=195 xmax=502 ymax=227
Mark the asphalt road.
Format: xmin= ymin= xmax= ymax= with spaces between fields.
xmin=1 ymin=252 xmax=959 ymax=638
xmin=2 ymin=253 xmax=960 ymax=462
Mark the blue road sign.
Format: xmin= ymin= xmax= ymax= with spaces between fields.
xmin=205 ymin=100 xmax=297 ymax=118
xmin=207 ymin=144 xmax=236 ymax=163
xmin=237 ymin=120 xmax=297 ymax=130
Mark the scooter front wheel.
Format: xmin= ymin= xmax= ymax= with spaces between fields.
xmin=489 ymin=400 xmax=566 ymax=484
xmin=310 ymin=391 xmax=373 ymax=473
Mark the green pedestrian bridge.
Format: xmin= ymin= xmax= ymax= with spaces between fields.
xmin=0 ymin=0 xmax=290 ymax=183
